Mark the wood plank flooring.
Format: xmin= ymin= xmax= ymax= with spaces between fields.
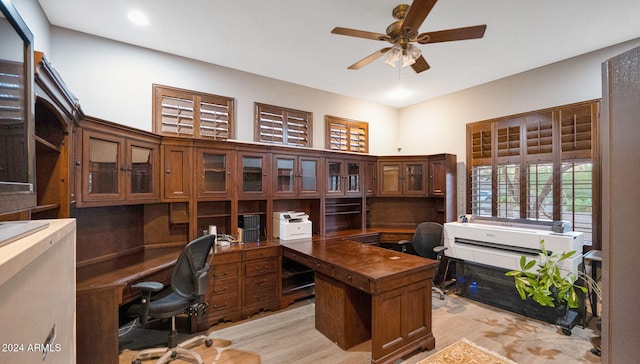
xmin=120 ymin=294 xmax=601 ymax=364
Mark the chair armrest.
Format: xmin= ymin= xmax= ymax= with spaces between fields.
xmin=433 ymin=246 xmax=447 ymax=254
xmin=131 ymin=281 xmax=164 ymax=293
xmin=398 ymin=239 xmax=411 ymax=245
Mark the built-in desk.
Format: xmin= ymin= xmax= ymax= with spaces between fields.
xmin=76 ymin=248 xmax=181 ymax=364
xmin=282 ymin=237 xmax=437 ymax=364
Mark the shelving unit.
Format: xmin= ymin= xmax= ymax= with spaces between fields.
xmin=196 ymin=200 xmax=232 ymax=236
xmin=281 ymin=257 xmax=315 ymax=308
xmin=324 ymin=198 xmax=363 ymax=233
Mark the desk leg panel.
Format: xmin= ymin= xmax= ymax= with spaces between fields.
xmin=371 ymin=280 xmax=435 ymax=364
xmin=76 ymin=286 xmax=121 ymax=364
xmin=315 ymin=273 xmax=371 ymax=350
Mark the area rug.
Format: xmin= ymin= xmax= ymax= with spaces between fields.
xmin=119 ymin=337 xmax=260 ymax=364
xmin=417 ymin=338 xmax=516 ymax=364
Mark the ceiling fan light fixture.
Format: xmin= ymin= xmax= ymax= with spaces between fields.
xmin=402 ymin=44 xmax=421 ymax=67
xmin=384 ymin=43 xmax=403 ymax=67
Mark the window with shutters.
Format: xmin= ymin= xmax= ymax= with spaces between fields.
xmin=254 ymin=103 xmax=312 ymax=147
xmin=153 ymin=84 xmax=235 ymax=140
xmin=325 ymin=115 xmax=368 ymax=153
xmin=466 ymin=100 xmax=599 ymax=245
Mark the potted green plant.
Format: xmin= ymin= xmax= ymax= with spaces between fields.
xmin=505 ymin=240 xmax=601 ymax=335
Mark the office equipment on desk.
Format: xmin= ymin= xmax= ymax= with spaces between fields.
xmin=273 ymin=211 xmax=312 ymax=240
xmin=238 ymin=214 xmax=260 ymax=243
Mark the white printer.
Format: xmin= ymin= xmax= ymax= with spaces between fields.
xmin=273 ymin=211 xmax=312 ymax=240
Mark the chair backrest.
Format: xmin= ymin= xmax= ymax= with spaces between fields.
xmin=171 ymin=235 xmax=215 ymax=299
xmin=411 ymin=222 xmax=444 ymax=259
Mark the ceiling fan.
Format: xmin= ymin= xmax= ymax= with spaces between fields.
xmin=331 ymin=0 xmax=487 ymax=73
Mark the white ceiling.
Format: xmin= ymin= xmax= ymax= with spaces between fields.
xmin=38 ymin=0 xmax=640 ymax=108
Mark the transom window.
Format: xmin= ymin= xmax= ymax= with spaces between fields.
xmin=325 ymin=115 xmax=368 ymax=153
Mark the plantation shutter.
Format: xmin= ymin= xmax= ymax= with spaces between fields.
xmin=325 ymin=115 xmax=369 ymax=153
xmin=559 ymin=104 xmax=594 ymax=159
xmin=255 ymin=103 xmax=311 ymax=147
xmin=153 ymin=84 xmax=234 ymax=140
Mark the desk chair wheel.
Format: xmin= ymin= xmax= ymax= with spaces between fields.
xmin=205 ymin=338 xmax=213 ymax=347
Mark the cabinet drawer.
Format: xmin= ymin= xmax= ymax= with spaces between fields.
xmin=214 ymin=252 xmax=240 ymax=265
xmin=244 ymin=286 xmax=278 ymax=306
xmin=208 ymin=279 xmax=239 ymax=297
xmin=212 ymin=264 xmax=238 ymax=280
xmin=245 ymin=259 xmax=278 ymax=277
xmin=333 ymin=268 xmax=370 ymax=293
xmin=208 ymin=294 xmax=240 ymax=314
xmin=244 ymin=246 xmax=279 ymax=261
xmin=283 ymin=250 xmax=315 ymax=268
xmin=245 ymin=273 xmax=277 ymax=291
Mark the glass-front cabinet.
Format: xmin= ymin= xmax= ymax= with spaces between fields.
xmin=272 ymin=154 xmax=320 ymax=197
xmin=326 ymin=157 xmax=362 ymax=197
xmin=378 ymin=159 xmax=427 ymax=196
xmin=237 ymin=151 xmax=268 ymax=199
xmin=80 ymin=129 xmax=160 ymax=205
xmin=196 ymin=148 xmax=233 ymax=198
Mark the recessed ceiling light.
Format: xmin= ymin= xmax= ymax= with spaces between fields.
xmin=128 ymin=9 xmax=149 ymax=26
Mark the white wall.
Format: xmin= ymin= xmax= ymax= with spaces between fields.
xmin=47 ymin=27 xmax=399 ymax=155
xmin=398 ymin=38 xmax=640 ymax=215
xmin=12 ymin=0 xmax=50 ymax=55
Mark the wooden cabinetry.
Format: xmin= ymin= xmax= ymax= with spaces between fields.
xmin=237 ymin=148 xmax=269 ymax=200
xmin=378 ymin=157 xmax=427 ymax=196
xmin=195 ymin=146 xmax=234 ymax=199
xmin=272 ymin=152 xmax=320 ymax=198
xmin=325 ymin=156 xmax=363 ymax=197
xmin=201 ymin=242 xmax=281 ymax=330
xmin=365 ymin=156 xmax=377 ymax=196
xmin=161 ymin=139 xmax=192 ymax=201
xmin=77 ymin=118 xmax=160 ymax=207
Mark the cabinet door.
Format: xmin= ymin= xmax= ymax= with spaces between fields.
xmin=428 ymin=158 xmax=446 ymax=196
xmin=238 ymin=151 xmax=268 ymax=199
xmin=298 ymin=156 xmax=320 ymax=197
xmin=378 ymin=162 xmax=402 ymax=196
xmin=404 ymin=161 xmax=427 ymax=195
xmin=366 ymin=160 xmax=377 ymax=196
xmin=345 ymin=161 xmax=361 ymax=196
xmin=126 ymin=140 xmax=160 ymax=202
xmin=197 ymin=149 xmax=232 ymax=198
xmin=273 ymin=154 xmax=296 ymax=197
xmin=326 ymin=159 xmax=343 ymax=196
xmin=162 ymin=144 xmax=191 ymax=200
xmin=81 ymin=130 xmax=124 ymax=203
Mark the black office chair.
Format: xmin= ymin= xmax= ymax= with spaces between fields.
xmin=129 ymin=235 xmax=216 ymax=364
xmin=398 ymin=222 xmax=450 ymax=300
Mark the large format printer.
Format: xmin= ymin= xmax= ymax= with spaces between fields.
xmin=443 ymin=221 xmax=584 ymax=272
xmin=272 ymin=211 xmax=312 ymax=240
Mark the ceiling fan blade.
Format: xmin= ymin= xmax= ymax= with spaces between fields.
xmin=411 ymin=55 xmax=430 ymax=73
xmin=348 ymin=48 xmax=391 ymax=70
xmin=331 ymin=27 xmax=388 ymax=41
xmin=417 ymin=24 xmax=487 ymax=44
xmin=402 ymin=0 xmax=438 ymax=35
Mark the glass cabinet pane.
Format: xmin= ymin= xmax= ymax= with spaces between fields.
xmin=405 ymin=163 xmax=424 ymax=192
xmin=300 ymin=159 xmax=318 ymax=193
xmin=242 ymin=156 xmax=263 ymax=192
xmin=347 ymin=162 xmax=360 ymax=192
xmin=327 ymin=161 xmax=342 ymax=193
xmin=202 ymin=153 xmax=226 ymax=192
xmin=382 ymin=165 xmax=400 ymax=193
xmin=130 ymin=146 xmax=153 ymax=194
xmin=276 ymin=158 xmax=294 ymax=192
xmin=88 ymin=138 xmax=119 ymax=194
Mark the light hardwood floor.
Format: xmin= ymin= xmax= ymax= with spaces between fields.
xmin=121 ymin=294 xmax=601 ymax=364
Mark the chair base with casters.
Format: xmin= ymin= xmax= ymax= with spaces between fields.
xmin=130 ymin=314 xmax=213 ymax=364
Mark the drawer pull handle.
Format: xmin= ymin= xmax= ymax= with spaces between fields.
xmin=214 ymin=286 xmax=228 ymax=294
xmin=256 ymin=280 xmax=267 ymax=287
xmin=255 ymin=294 xmax=267 ymax=301
xmin=347 ymin=275 xmax=352 ymax=280
xmin=213 ymin=303 xmax=228 ymax=310
xmin=215 ymin=272 xmax=228 ymax=279
xmin=256 ymin=265 xmax=268 ymax=273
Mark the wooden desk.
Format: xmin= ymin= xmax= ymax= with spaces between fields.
xmin=76 ymin=248 xmax=181 ymax=364
xmin=282 ymin=237 xmax=437 ymax=364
